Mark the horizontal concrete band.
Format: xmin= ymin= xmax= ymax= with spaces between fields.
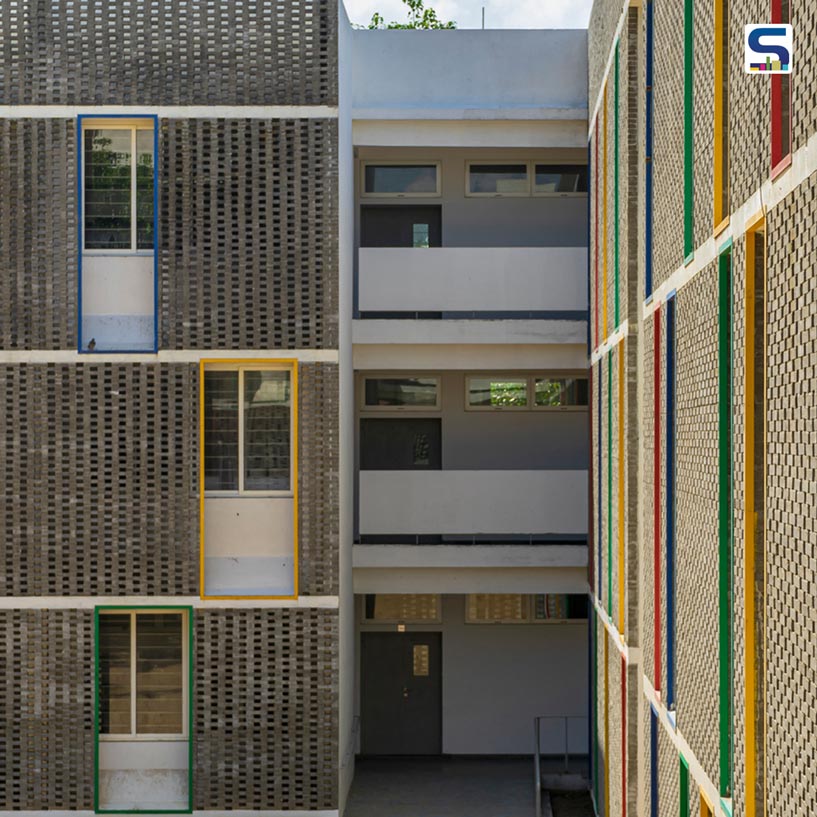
xmin=0 ymin=349 xmax=339 ymax=364
xmin=591 ymin=594 xmax=640 ymax=665
xmin=0 ymin=105 xmax=339 ymax=119
xmin=0 ymin=812 xmax=339 ymax=817
xmin=0 ymin=596 xmax=340 ymax=609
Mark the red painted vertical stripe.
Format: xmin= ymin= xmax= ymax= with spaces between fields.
xmin=621 ymin=656 xmax=627 ymax=817
xmin=771 ymin=74 xmax=782 ymax=167
xmin=653 ymin=309 xmax=662 ymax=692
xmin=588 ymin=367 xmax=595 ymax=586
xmin=771 ymin=0 xmax=782 ymax=166
xmin=594 ymin=118 xmax=600 ymax=346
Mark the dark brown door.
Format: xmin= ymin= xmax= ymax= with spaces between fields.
xmin=361 ymin=632 xmax=442 ymax=755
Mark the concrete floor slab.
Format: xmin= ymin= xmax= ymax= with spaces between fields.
xmin=345 ymin=757 xmax=590 ymax=817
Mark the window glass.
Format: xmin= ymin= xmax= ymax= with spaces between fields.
xmin=135 ymin=614 xmax=183 ymax=735
xmin=244 ymin=370 xmax=291 ymax=491
xmin=364 ymin=594 xmax=440 ymax=621
xmin=468 ymin=378 xmax=528 ymax=408
xmin=204 ymin=371 xmax=239 ymax=491
xmin=365 ymin=164 xmax=438 ymax=195
xmin=84 ymin=129 xmax=132 ymax=249
xmin=466 ymin=594 xmax=528 ymax=622
xmin=99 ymin=613 xmax=184 ymax=737
xmin=99 ymin=615 xmax=132 ymax=734
xmin=364 ymin=377 xmax=438 ymax=408
xmin=534 ymin=377 xmax=589 ymax=407
xmin=135 ymin=129 xmax=155 ymax=249
xmin=412 ymin=223 xmax=430 ymax=248
xmin=534 ymin=164 xmax=588 ymax=194
xmin=468 ymin=164 xmax=528 ymax=195
xmin=532 ymin=594 xmax=589 ymax=620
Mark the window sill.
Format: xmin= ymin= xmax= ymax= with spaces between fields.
xmin=204 ymin=491 xmax=294 ymax=499
xmin=100 ymin=734 xmax=188 ymax=742
xmin=771 ymin=153 xmax=792 ymax=181
xmin=713 ymin=215 xmax=730 ymax=238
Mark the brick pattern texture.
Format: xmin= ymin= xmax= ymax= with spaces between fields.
xmin=0 ymin=362 xmax=338 ymax=597
xmin=0 ymin=0 xmax=338 ymax=106
xmin=765 ymin=175 xmax=817 ymax=817
xmin=160 ymin=118 xmax=338 ymax=351
xmin=194 ymin=608 xmax=338 ymax=811
xmin=674 ymin=261 xmax=720 ymax=789
xmin=588 ymin=0 xmax=625 ymax=117
xmin=0 ymin=609 xmax=95 ymax=810
xmin=0 ymin=119 xmax=77 ymax=349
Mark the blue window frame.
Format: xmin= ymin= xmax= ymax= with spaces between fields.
xmin=78 ymin=114 xmax=159 ymax=353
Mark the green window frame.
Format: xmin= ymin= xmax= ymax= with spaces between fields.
xmin=94 ymin=606 xmax=194 ymax=814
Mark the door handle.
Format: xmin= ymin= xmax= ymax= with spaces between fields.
xmin=402 ymin=686 xmax=410 ymax=700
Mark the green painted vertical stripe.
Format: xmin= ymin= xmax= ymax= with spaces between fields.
xmin=680 ymin=756 xmax=690 ymax=817
xmin=718 ymin=248 xmax=733 ymax=797
xmin=614 ymin=42 xmax=620 ymax=325
xmin=684 ymin=0 xmax=694 ymax=259
xmin=607 ymin=356 xmax=613 ymax=616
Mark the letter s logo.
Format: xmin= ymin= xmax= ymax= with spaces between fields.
xmin=745 ymin=24 xmax=793 ymax=73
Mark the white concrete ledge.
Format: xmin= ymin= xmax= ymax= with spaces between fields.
xmin=0 ymin=349 xmax=338 ymax=364
xmin=354 ymin=545 xmax=587 ymax=569
xmin=0 ymin=105 xmax=338 ymax=119
xmin=0 ymin=812 xmax=338 ymax=817
xmin=352 ymin=319 xmax=587 ymax=346
xmin=353 ymin=341 xmax=589 ymax=372
xmin=0 ymin=596 xmax=339 ymax=609
xmin=353 ymin=105 xmax=588 ymax=121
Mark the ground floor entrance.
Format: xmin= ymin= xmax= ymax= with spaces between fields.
xmin=360 ymin=632 xmax=442 ymax=755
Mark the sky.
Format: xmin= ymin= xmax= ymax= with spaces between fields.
xmin=343 ymin=0 xmax=593 ymax=29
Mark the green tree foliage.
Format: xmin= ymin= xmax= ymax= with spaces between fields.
xmin=369 ymin=0 xmax=456 ymax=30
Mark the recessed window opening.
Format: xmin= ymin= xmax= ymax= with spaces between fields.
xmin=363 ymin=163 xmax=441 ymax=197
xmin=466 ymin=374 xmax=589 ymax=410
xmin=363 ymin=376 xmax=440 ymax=410
xmin=83 ymin=123 xmax=154 ymax=252
xmin=98 ymin=611 xmax=187 ymax=739
xmin=204 ymin=366 xmax=292 ymax=494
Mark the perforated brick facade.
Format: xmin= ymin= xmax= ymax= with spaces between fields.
xmin=590 ymin=0 xmax=817 ymax=813
xmin=1 ymin=1 xmax=341 ymax=811
xmin=0 ymin=0 xmax=338 ymax=106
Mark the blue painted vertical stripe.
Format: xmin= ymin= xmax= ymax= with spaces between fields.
xmin=650 ymin=706 xmax=659 ymax=817
xmin=645 ymin=0 xmax=655 ymax=300
xmin=77 ymin=114 xmax=159 ymax=353
xmin=152 ymin=115 xmax=159 ymax=353
xmin=666 ymin=292 xmax=677 ymax=708
xmin=597 ymin=357 xmax=604 ymax=600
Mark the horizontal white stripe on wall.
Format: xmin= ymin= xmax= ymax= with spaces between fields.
xmin=0 ymin=349 xmax=339 ymax=364
xmin=0 ymin=105 xmax=339 ymax=119
xmin=0 ymin=812 xmax=339 ymax=817
xmin=0 ymin=596 xmax=339 ymax=610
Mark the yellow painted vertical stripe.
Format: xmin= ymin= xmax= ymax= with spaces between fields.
xmin=602 ymin=82 xmax=609 ymax=339
xmin=744 ymin=216 xmax=765 ymax=817
xmin=618 ymin=344 xmax=626 ymax=636
xmin=198 ymin=360 xmax=206 ymax=596
xmin=744 ymin=227 xmax=756 ymax=817
xmin=601 ymin=627 xmax=610 ymax=817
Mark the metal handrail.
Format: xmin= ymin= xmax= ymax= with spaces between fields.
xmin=533 ymin=715 xmax=589 ymax=816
